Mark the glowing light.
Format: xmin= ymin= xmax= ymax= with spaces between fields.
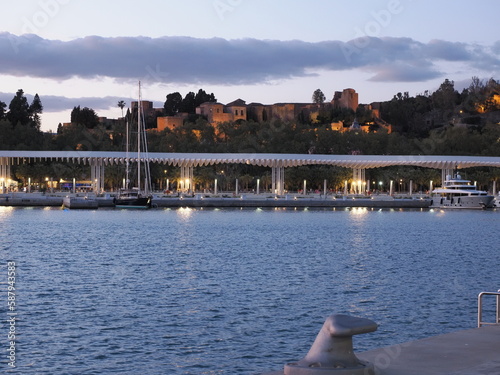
xmin=177 ymin=207 xmax=193 ymax=220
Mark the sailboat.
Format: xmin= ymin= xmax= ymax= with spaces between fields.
xmin=114 ymin=82 xmax=152 ymax=209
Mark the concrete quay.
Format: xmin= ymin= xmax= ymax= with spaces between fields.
xmin=0 ymin=192 xmax=65 ymax=206
xmin=151 ymin=194 xmax=432 ymax=209
xmin=263 ymin=325 xmax=500 ymax=375
xmin=0 ymin=193 xmax=114 ymax=208
xmin=0 ymin=192 xmax=432 ymax=209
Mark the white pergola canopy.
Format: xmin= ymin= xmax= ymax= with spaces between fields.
xmin=0 ymin=151 xmax=499 ymax=170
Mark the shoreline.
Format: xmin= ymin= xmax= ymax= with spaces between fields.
xmin=0 ymin=192 xmax=432 ymax=209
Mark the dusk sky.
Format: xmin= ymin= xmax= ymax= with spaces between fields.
xmin=1 ymin=0 xmax=500 ymax=131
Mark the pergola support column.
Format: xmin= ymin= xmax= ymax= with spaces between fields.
xmin=180 ymin=165 xmax=194 ymax=192
xmin=90 ymin=158 xmax=105 ymax=194
xmin=271 ymin=162 xmax=285 ymax=195
xmin=352 ymin=168 xmax=366 ymax=195
xmin=0 ymin=157 xmax=11 ymax=193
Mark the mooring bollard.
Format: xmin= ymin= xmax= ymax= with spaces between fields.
xmin=284 ymin=314 xmax=378 ymax=375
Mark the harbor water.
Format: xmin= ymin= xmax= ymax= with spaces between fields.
xmin=0 ymin=207 xmax=499 ymax=374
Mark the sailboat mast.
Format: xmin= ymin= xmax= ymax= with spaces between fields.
xmin=125 ymin=119 xmax=130 ymax=189
xmin=137 ymin=81 xmax=141 ymax=192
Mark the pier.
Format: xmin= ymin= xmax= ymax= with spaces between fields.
xmin=0 ymin=192 xmax=432 ymax=209
xmin=263 ymin=326 xmax=500 ymax=375
xmin=1 ymin=152 xmax=499 ymax=197
xmin=263 ymin=291 xmax=500 ymax=375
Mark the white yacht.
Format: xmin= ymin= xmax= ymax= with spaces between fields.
xmin=494 ymin=193 xmax=500 ymax=208
xmin=431 ymin=174 xmax=494 ymax=209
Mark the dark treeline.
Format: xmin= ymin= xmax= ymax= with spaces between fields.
xmin=0 ymin=89 xmax=49 ymax=150
xmin=380 ymin=77 xmax=500 ymax=136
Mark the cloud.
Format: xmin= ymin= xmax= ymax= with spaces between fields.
xmin=493 ymin=41 xmax=500 ymax=55
xmin=368 ymin=62 xmax=442 ymax=82
xmin=0 ymin=91 xmax=133 ymax=113
xmin=424 ymin=40 xmax=472 ymax=61
xmin=1 ymin=33 xmax=499 ymax=86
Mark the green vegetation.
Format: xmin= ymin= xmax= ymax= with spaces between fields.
xmin=312 ymin=89 xmax=326 ymax=104
xmin=163 ymin=88 xmax=216 ymax=116
xmin=380 ymin=78 xmax=500 ymax=136
xmin=0 ymin=89 xmax=50 ymax=150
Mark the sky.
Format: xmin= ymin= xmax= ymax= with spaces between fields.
xmin=1 ymin=0 xmax=500 ymax=132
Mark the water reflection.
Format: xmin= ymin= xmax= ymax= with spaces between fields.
xmin=0 ymin=206 xmax=14 ymax=219
xmin=176 ymin=207 xmax=194 ymax=220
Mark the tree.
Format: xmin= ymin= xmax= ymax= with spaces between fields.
xmin=431 ymin=79 xmax=459 ymax=113
xmin=312 ymin=89 xmax=326 ymax=104
xmin=7 ymin=89 xmax=30 ymax=126
xmin=162 ymin=89 xmax=216 ymax=117
xmin=0 ymin=101 xmax=6 ymax=120
xmin=71 ymin=106 xmax=99 ymax=129
xmin=194 ymin=89 xmax=216 ymax=107
xmin=164 ymin=92 xmax=182 ymax=116
xmin=117 ymin=100 xmax=126 ymax=118
xmin=29 ymin=93 xmax=43 ymax=130
xmin=179 ymin=91 xmax=197 ymax=114
xmin=469 ymin=76 xmax=484 ymax=98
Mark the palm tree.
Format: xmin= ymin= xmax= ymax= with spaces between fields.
xmin=261 ymin=172 xmax=272 ymax=192
xmin=239 ymin=174 xmax=253 ymax=191
xmin=117 ymin=100 xmax=126 ymax=118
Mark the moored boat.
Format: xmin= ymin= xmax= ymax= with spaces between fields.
xmin=114 ymin=189 xmax=151 ymax=209
xmin=431 ymin=174 xmax=494 ymax=209
xmin=114 ymin=81 xmax=152 ymax=209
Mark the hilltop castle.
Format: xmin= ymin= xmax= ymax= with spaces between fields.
xmin=111 ymin=88 xmax=390 ymax=133
xmin=158 ymin=88 xmax=362 ymax=130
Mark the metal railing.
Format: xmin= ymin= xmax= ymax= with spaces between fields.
xmin=478 ymin=290 xmax=500 ymax=327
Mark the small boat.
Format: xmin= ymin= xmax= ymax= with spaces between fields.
xmin=114 ymin=189 xmax=151 ymax=209
xmin=114 ymin=81 xmax=152 ymax=209
xmin=431 ymin=174 xmax=495 ymax=209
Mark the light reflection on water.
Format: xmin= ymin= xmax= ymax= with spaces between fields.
xmin=0 ymin=207 xmax=499 ymax=374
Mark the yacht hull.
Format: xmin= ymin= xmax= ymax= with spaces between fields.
xmin=430 ymin=195 xmax=494 ymax=209
xmin=114 ymin=196 xmax=151 ymax=209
